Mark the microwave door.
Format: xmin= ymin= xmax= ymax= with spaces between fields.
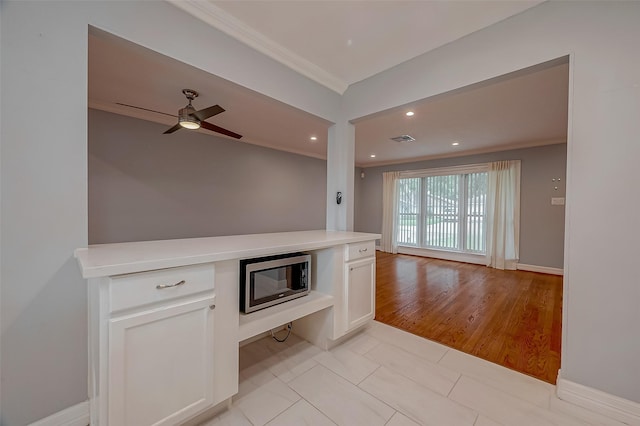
xmin=252 ymin=267 xmax=291 ymax=301
xmin=242 ymin=253 xmax=311 ymax=313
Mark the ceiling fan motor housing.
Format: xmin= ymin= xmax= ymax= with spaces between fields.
xmin=179 ymin=106 xmax=200 ymax=128
xmin=179 ymin=89 xmax=201 ymax=129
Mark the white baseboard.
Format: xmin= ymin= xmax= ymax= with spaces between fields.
xmin=29 ymin=401 xmax=89 ymax=426
xmin=516 ymin=263 xmax=564 ymax=276
xmin=556 ymin=370 xmax=640 ymax=425
xmin=378 ymin=248 xmax=564 ymax=276
xmin=397 ymin=246 xmax=485 ymax=265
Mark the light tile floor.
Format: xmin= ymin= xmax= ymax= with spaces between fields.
xmin=201 ymin=321 xmax=625 ymax=426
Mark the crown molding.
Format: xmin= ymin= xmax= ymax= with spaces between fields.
xmin=167 ymin=0 xmax=349 ymax=95
xmin=356 ymin=138 xmax=567 ymax=168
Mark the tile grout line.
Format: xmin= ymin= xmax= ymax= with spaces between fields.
xmin=355 ymin=365 xmax=449 ymax=426
xmin=294 ymin=363 xmax=393 ymax=426
xmin=447 ymin=373 xmax=464 ymax=398
xmin=362 ymin=343 xmax=463 ymax=399
xmin=471 ymin=412 xmax=480 ymax=426
xmin=280 ymin=392 xmax=340 ymax=426
xmin=356 ymin=363 xmax=382 ymax=386
xmin=370 ymin=336 xmax=452 ymax=368
xmin=244 ymin=374 xmax=301 ymax=426
xmin=436 ymin=346 xmax=450 ymax=364
xmin=382 ymin=411 xmax=399 ymax=426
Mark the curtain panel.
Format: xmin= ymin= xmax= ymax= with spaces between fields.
xmin=381 ymin=171 xmax=400 ymax=253
xmin=486 ymin=160 xmax=521 ymax=270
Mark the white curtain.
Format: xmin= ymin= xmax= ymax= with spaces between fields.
xmin=486 ymin=160 xmax=521 ymax=270
xmin=381 ymin=171 xmax=400 ymax=253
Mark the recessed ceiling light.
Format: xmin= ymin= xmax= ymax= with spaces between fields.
xmin=405 ymin=111 xmax=414 ymax=117
xmin=310 ymin=136 xmax=317 ymax=141
xmin=370 ymin=154 xmax=376 ymax=158
xmin=452 ymin=142 xmax=460 ymax=146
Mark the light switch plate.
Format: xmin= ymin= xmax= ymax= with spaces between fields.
xmin=551 ymin=197 xmax=565 ymax=205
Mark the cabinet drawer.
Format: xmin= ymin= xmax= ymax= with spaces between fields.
xmin=110 ymin=263 xmax=215 ymax=313
xmin=345 ymin=240 xmax=375 ymax=261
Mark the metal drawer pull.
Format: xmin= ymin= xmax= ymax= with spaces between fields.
xmin=156 ymin=280 xmax=186 ymax=290
xmin=359 ymin=248 xmax=368 ymax=253
xmin=210 ymin=305 xmax=216 ymax=310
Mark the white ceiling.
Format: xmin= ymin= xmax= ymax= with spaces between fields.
xmin=89 ymin=1 xmax=568 ymax=168
xmin=355 ymin=60 xmax=568 ymax=166
xmin=89 ymin=30 xmax=332 ymax=159
xmin=177 ymin=0 xmax=544 ymax=93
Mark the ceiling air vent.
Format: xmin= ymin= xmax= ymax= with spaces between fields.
xmin=390 ymin=135 xmax=416 ymax=143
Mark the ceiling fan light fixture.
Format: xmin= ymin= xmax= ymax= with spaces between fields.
xmin=179 ymin=117 xmax=201 ymax=130
xmin=178 ymin=105 xmax=201 ymax=130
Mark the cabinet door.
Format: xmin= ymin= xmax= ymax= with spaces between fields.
xmin=109 ymin=296 xmax=215 ymax=426
xmin=345 ymin=257 xmax=375 ymax=331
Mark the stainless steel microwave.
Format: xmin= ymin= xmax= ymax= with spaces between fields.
xmin=240 ymin=253 xmax=311 ymax=313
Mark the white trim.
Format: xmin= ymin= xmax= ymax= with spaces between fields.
xmin=556 ymin=370 xmax=640 ymax=426
xmin=398 ymin=246 xmax=486 ymax=265
xmin=356 ymin=138 xmax=567 ymax=168
xmin=167 ymin=0 xmax=348 ymax=94
xmin=28 ymin=401 xmax=89 ymax=426
xmin=387 ymin=247 xmax=564 ymax=276
xmin=398 ymin=162 xmax=489 ymax=179
xmin=516 ymin=263 xmax=564 ymax=276
xmin=561 ymin=52 xmax=575 ymax=384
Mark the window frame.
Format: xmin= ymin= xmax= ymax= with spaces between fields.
xmin=396 ymin=163 xmax=489 ymax=255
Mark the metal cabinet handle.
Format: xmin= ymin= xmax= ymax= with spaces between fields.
xmin=156 ymin=280 xmax=186 ymax=290
xmin=359 ymin=248 xmax=368 ymax=253
xmin=210 ymin=304 xmax=216 ymax=310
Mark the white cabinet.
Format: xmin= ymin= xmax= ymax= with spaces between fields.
xmin=345 ymin=257 xmax=375 ymax=330
xmin=88 ymin=263 xmax=238 ymax=426
xmin=344 ymin=243 xmax=376 ymax=332
xmin=108 ymin=296 xmax=216 ymax=426
xmin=297 ymin=242 xmax=377 ymax=344
xmin=79 ymin=232 xmax=380 ymax=424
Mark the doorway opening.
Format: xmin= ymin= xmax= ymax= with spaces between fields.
xmin=354 ymin=57 xmax=570 ymax=384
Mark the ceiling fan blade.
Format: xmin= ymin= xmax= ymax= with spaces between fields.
xmin=191 ymin=105 xmax=225 ymax=122
xmin=163 ymin=123 xmax=183 ymax=134
xmin=200 ymin=121 xmax=242 ymax=139
xmin=116 ymin=102 xmax=177 ymax=118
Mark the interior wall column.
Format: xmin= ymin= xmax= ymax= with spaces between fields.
xmin=326 ymin=121 xmax=355 ymax=231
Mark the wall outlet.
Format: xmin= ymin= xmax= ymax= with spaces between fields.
xmin=551 ymin=197 xmax=565 ymax=205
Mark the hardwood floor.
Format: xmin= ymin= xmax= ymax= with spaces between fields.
xmin=374 ymin=251 xmax=562 ymax=384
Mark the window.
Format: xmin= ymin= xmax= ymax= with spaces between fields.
xmin=397 ymin=167 xmax=488 ymax=254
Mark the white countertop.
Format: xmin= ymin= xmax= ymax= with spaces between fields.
xmin=75 ymin=230 xmax=381 ymax=279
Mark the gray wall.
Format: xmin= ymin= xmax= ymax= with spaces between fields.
xmin=0 ymin=1 xmax=340 ymax=424
xmin=89 ymin=109 xmax=326 ymax=244
xmin=345 ymin=1 xmax=640 ymax=404
xmin=354 ymin=144 xmax=567 ymax=269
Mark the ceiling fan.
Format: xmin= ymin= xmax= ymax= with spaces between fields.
xmin=117 ymin=89 xmax=242 ymax=139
